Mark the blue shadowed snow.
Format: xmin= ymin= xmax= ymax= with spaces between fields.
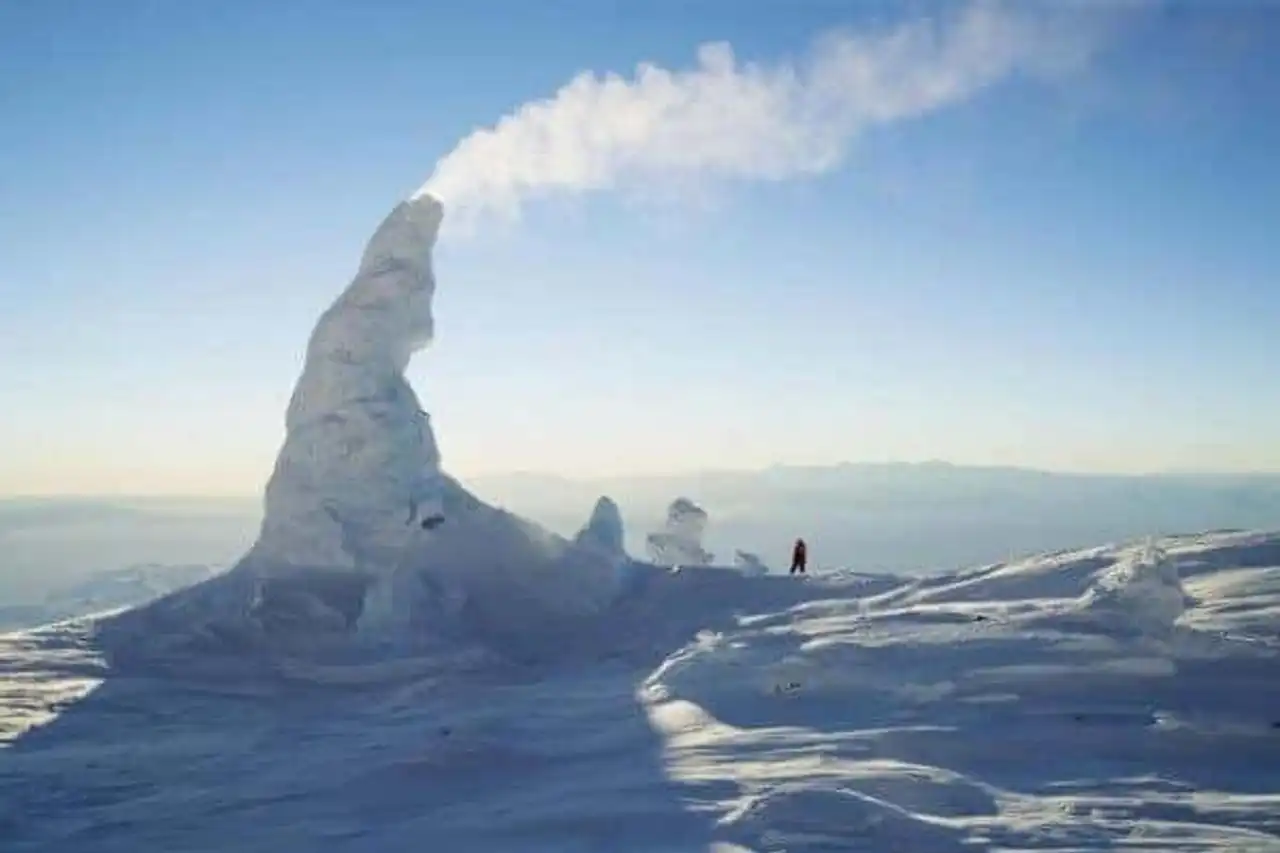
xmin=2 ymin=531 xmax=1280 ymax=851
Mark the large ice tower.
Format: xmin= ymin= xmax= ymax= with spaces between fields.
xmin=250 ymin=196 xmax=447 ymax=574
xmin=96 ymin=194 xmax=632 ymax=664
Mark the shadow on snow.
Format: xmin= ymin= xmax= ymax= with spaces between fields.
xmin=0 ymin=564 xmax=827 ymax=853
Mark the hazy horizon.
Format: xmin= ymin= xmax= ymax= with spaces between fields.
xmin=5 ymin=458 xmax=1280 ymax=501
xmin=5 ymin=463 xmax=1279 ymax=607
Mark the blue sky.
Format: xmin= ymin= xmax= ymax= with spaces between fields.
xmin=1 ymin=0 xmax=1278 ymax=496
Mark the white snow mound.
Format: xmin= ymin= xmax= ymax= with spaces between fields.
xmin=1080 ymin=538 xmax=1191 ymax=634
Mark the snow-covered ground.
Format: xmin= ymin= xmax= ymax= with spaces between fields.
xmin=0 ymin=564 xmax=218 ymax=633
xmin=3 ymin=529 xmax=1279 ymax=852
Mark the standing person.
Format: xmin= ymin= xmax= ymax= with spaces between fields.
xmin=789 ymin=538 xmax=808 ymax=575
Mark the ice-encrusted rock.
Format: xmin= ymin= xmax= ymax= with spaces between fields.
xmin=573 ymin=496 xmax=626 ymax=557
xmin=95 ymin=195 xmax=629 ymax=664
xmin=646 ymin=498 xmax=714 ymax=567
xmin=734 ymin=550 xmax=769 ymax=577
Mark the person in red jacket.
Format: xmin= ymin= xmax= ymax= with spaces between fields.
xmin=789 ymin=538 xmax=807 ymax=575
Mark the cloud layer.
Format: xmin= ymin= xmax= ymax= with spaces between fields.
xmin=416 ymin=1 xmax=1124 ymax=224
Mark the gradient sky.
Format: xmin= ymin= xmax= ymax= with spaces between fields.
xmin=2 ymin=0 xmax=1278 ymax=496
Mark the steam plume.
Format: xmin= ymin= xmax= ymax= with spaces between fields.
xmin=416 ymin=1 xmax=1124 ymax=223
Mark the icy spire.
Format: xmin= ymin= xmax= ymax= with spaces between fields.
xmin=573 ymin=496 xmax=626 ymax=557
xmin=247 ymin=195 xmax=448 ymax=576
xmin=95 ymin=192 xmax=637 ymax=661
xmin=645 ymin=497 xmax=714 ymax=567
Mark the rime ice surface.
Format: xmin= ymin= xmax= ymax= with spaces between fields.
xmin=250 ymin=196 xmax=447 ymax=575
xmin=96 ymin=195 xmax=630 ymax=660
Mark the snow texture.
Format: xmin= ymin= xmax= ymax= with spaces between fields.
xmin=646 ymin=497 xmax=715 ymax=567
xmin=4 ymin=531 xmax=1280 ymax=851
xmin=1081 ymin=538 xmax=1191 ymax=635
xmin=246 ymin=194 xmax=449 ymax=581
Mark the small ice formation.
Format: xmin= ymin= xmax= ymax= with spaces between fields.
xmin=1081 ymin=538 xmax=1192 ymax=635
xmin=645 ymin=498 xmax=714 ymax=567
xmin=96 ymin=195 xmax=629 ymax=664
xmin=574 ymin=497 xmax=626 ymax=559
xmin=733 ymin=550 xmax=769 ymax=577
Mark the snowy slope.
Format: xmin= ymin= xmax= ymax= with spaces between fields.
xmin=3 ymin=530 xmax=1280 ymax=851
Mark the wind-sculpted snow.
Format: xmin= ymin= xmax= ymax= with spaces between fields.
xmin=639 ymin=531 xmax=1280 ymax=851
xmin=3 ymin=531 xmax=1280 ymax=851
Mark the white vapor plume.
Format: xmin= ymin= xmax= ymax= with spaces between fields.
xmin=416 ymin=0 xmax=1124 ymax=223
